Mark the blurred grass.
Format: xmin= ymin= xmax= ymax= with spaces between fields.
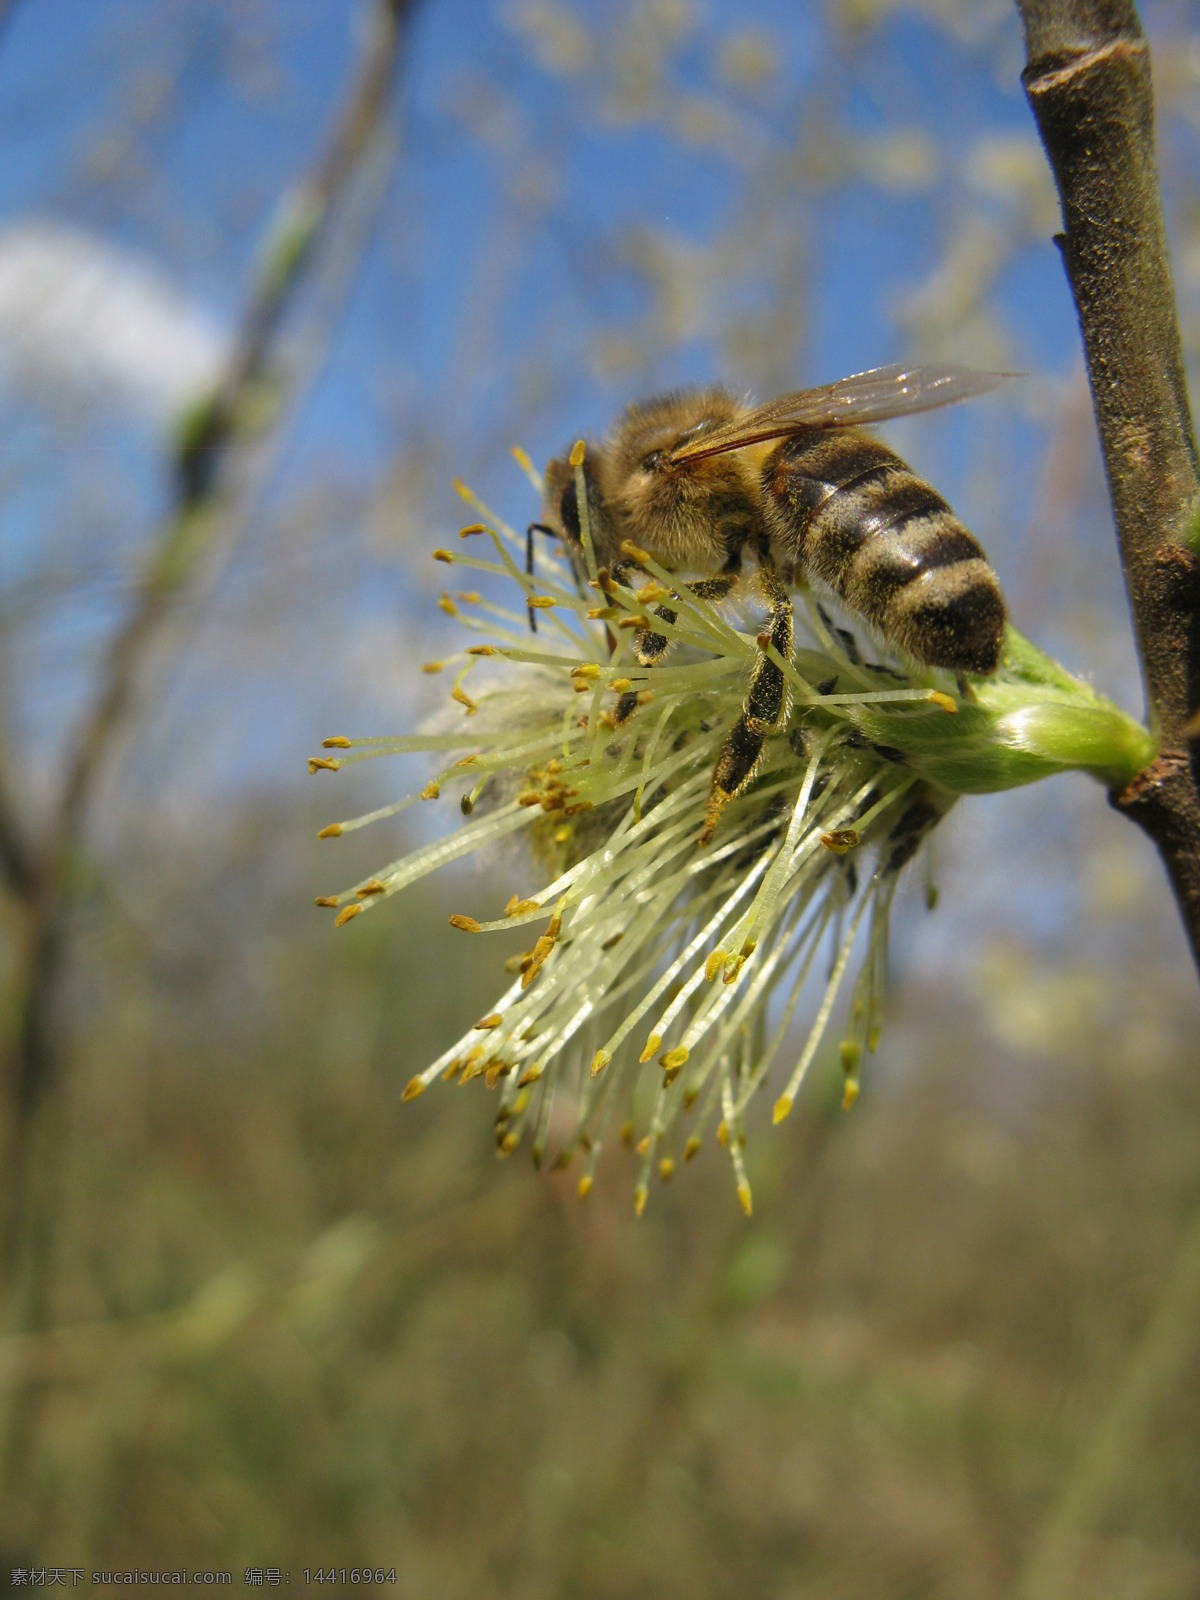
xmin=1 ymin=794 xmax=1198 ymax=1596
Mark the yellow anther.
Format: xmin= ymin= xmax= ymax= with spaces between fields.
xmin=619 ymin=1121 xmax=635 ymax=1146
xmin=633 ymin=1183 xmax=648 ymax=1217
xmin=569 ymin=439 xmax=586 ymax=468
xmin=842 ymin=1079 xmax=860 ymax=1110
xmin=737 ymin=1180 xmax=753 ymax=1217
xmin=517 ymin=1063 xmax=544 ymax=1087
xmin=322 ymin=736 xmax=352 ymax=749
xmin=617 ymin=614 xmax=651 ymax=630
xmin=683 ymin=1136 xmax=702 ymax=1162
xmin=313 ymin=896 xmax=338 ymax=908
xmin=722 ymin=955 xmax=745 ymax=984
xmin=577 ymin=1174 xmax=593 ymax=1200
xmin=449 ymin=914 xmax=482 ymax=933
xmin=467 ymin=644 xmax=497 ymax=656
xmin=928 ymin=690 xmax=958 ymax=713
xmin=591 ymin=1049 xmax=611 ymax=1077
xmin=636 ymin=690 xmax=654 ymax=705
xmin=527 ymin=595 xmax=556 ymax=610
xmin=839 ymin=1039 xmax=862 ymax=1072
xmin=518 ymin=792 xmax=542 ymax=806
xmin=820 ymin=828 xmax=860 ymax=855
xmin=619 ymin=540 xmax=651 ymax=566
xmin=573 ymin=679 xmax=591 ymax=693
xmin=661 ymin=1046 xmax=689 ymax=1071
xmin=451 ymin=477 xmax=473 ymax=501
xmin=455 ymin=590 xmax=482 ymax=603
xmin=587 ymin=605 xmax=618 ymax=620
xmin=704 ymin=949 xmax=727 ymax=983
xmin=453 ymin=755 xmax=477 ymax=768
xmin=421 ymin=660 xmax=443 ymax=674
xmin=432 ymin=548 xmax=454 ymax=563
xmin=401 ymin=1076 xmax=426 ymax=1102
xmin=421 ymin=780 xmax=440 ymax=801
xmin=451 ymin=686 xmax=477 ymax=713
xmin=717 ymin=1119 xmax=729 ymax=1147
xmin=511 ymin=445 xmax=534 ymax=472
xmin=474 ymin=1014 xmax=503 ymax=1030
xmin=458 ymin=523 xmax=487 ymax=537
xmin=499 ymin=1131 xmax=519 ymax=1154
xmin=317 ymin=823 xmax=343 ymax=839
xmin=571 ymin=662 xmax=601 ymax=679
xmin=740 ymin=938 xmax=757 ymax=958
xmin=308 ymin=756 xmax=340 ymax=774
xmin=659 ymin=1158 xmax=675 ymax=1182
xmin=609 ymin=677 xmax=633 ymax=693
xmin=356 ymin=879 xmax=387 ymax=897
xmin=636 ymin=1136 xmax=650 ymax=1156
xmin=334 ymin=904 xmax=362 ymax=927
xmin=437 ymin=595 xmax=458 ymax=616
xmin=554 ymin=825 xmax=571 ymax=843
xmin=772 ymin=1095 xmax=793 ymax=1125
xmin=639 ymin=1033 xmax=663 ymax=1064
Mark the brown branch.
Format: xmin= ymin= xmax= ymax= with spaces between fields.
xmin=1015 ymin=0 xmax=1200 ymax=973
xmin=0 ymin=757 xmax=35 ymax=898
xmin=4 ymin=0 xmax=416 ymax=1229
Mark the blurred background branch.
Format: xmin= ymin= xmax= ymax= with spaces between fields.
xmin=2 ymin=0 xmax=416 ymax=1252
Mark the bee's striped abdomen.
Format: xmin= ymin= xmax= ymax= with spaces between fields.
xmin=761 ymin=430 xmax=1005 ymax=675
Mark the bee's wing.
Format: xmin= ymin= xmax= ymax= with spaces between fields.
xmin=668 ymin=364 xmax=1012 ymax=464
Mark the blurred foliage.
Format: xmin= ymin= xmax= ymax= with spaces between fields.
xmin=0 ymin=0 xmax=1199 ymax=1592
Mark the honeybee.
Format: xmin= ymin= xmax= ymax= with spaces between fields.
xmin=535 ymin=364 xmax=1007 ymax=841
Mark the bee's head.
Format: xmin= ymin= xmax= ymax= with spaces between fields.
xmin=607 ymin=389 xmax=751 ymax=568
xmin=543 ymin=449 xmax=621 ymax=578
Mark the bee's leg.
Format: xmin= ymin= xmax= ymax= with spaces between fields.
xmin=613 ymin=690 xmax=640 ymax=727
xmin=635 ymin=569 xmax=741 ymax=665
xmin=616 ymin=572 xmax=741 ymax=723
xmin=701 ymin=563 xmax=793 ymax=844
xmin=633 ymin=606 xmax=675 ymax=666
xmin=525 ymin=522 xmax=560 ymax=633
xmin=690 ymin=572 xmax=739 ymax=604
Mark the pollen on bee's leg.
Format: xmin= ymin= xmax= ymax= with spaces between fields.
xmin=701 ymin=718 xmax=763 ymax=844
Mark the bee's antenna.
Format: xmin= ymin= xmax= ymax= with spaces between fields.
xmin=526 ymin=522 xmax=558 ymax=634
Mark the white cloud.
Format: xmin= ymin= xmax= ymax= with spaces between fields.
xmin=0 ymin=217 xmax=228 ymax=415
